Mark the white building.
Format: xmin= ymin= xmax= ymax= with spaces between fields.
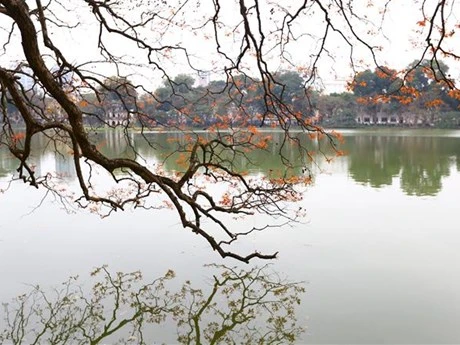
xmin=196 ymin=71 xmax=210 ymax=87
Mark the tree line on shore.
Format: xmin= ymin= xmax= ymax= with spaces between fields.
xmin=5 ymin=60 xmax=460 ymax=129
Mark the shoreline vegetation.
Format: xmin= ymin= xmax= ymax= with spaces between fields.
xmin=5 ymin=60 xmax=460 ymax=132
xmin=8 ymin=124 xmax=460 ymax=134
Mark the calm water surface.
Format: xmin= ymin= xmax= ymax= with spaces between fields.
xmin=1 ymin=129 xmax=460 ymax=344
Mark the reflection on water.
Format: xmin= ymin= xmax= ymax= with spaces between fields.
xmin=1 ymin=129 xmax=460 ymax=196
xmin=1 ymin=129 xmax=460 ymax=344
xmin=0 ymin=265 xmax=304 ymax=345
xmin=346 ymin=134 xmax=458 ymax=196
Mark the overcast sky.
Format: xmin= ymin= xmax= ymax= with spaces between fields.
xmin=0 ymin=0 xmax=459 ymax=93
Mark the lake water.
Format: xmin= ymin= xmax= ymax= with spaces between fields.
xmin=1 ymin=129 xmax=460 ymax=344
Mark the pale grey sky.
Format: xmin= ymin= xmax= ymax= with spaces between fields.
xmin=1 ymin=0 xmax=459 ymax=93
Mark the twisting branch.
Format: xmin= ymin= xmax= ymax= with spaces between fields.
xmin=2 ymin=0 xmax=453 ymax=262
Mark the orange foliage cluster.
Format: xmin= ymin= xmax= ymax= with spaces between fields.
xmin=249 ymin=133 xmax=271 ymax=149
xmin=197 ymin=135 xmax=208 ymax=145
xmin=330 ymin=130 xmax=345 ymax=144
xmin=335 ymin=150 xmax=346 ymax=157
xmin=394 ymin=96 xmax=414 ymax=105
xmin=348 ymin=62 xmax=460 ymax=111
xmin=375 ymin=69 xmax=396 ymax=79
xmin=417 ymin=20 xmax=427 ymax=27
xmin=356 ymin=97 xmax=369 ymax=104
xmin=448 ymin=90 xmax=460 ymax=100
xmin=425 ymin=99 xmax=445 ymax=108
xmin=220 ymin=192 xmax=232 ymax=206
xmin=268 ymin=175 xmax=312 ymax=188
xmin=296 ymin=66 xmax=310 ymax=75
xmin=11 ymin=132 xmax=25 ymax=143
xmin=78 ymin=100 xmax=88 ymax=108
xmin=373 ymin=95 xmax=392 ymax=103
xmin=308 ymin=131 xmax=325 ymax=140
xmin=247 ymin=125 xmax=258 ymax=135
xmin=175 ymin=153 xmax=189 ymax=167
xmin=400 ymin=86 xmax=420 ymax=97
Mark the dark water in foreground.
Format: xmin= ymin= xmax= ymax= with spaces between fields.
xmin=1 ymin=129 xmax=460 ymax=343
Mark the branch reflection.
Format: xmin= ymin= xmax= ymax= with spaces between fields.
xmin=0 ymin=265 xmax=305 ymax=345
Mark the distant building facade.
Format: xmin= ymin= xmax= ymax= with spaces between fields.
xmin=196 ymin=71 xmax=210 ymax=87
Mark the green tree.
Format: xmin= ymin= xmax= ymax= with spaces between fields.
xmin=98 ymin=76 xmax=138 ymax=110
xmin=405 ymin=59 xmax=450 ymax=91
xmin=317 ymin=92 xmax=358 ymax=127
xmin=352 ymin=67 xmax=401 ymax=98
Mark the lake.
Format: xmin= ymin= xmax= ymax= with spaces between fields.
xmin=1 ymin=129 xmax=460 ymax=344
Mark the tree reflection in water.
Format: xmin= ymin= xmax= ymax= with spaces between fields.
xmin=346 ymin=134 xmax=455 ymax=196
xmin=3 ymin=130 xmax=458 ymax=198
xmin=0 ymin=265 xmax=305 ymax=345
